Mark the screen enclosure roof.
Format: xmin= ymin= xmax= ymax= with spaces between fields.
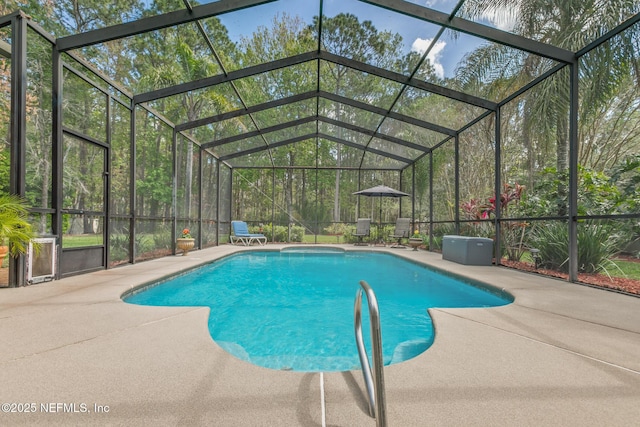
xmin=51 ymin=0 xmax=640 ymax=170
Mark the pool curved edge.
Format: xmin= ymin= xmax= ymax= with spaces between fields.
xmin=121 ymin=244 xmax=515 ymax=306
xmin=119 ymin=245 xmax=346 ymax=300
xmin=364 ymin=249 xmax=515 ymax=304
xmin=120 ymin=245 xmax=515 ymax=373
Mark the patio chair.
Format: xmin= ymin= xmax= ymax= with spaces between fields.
xmin=230 ymin=221 xmax=267 ymax=246
xmin=353 ymin=218 xmax=371 ymax=246
xmin=389 ymin=217 xmax=411 ymax=248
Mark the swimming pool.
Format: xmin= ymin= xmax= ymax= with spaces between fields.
xmin=124 ymin=248 xmax=512 ymax=372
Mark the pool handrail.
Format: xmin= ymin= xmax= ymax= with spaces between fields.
xmin=354 ymin=280 xmax=387 ymax=427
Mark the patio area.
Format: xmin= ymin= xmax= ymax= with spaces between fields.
xmin=1 ymin=245 xmax=639 ymax=426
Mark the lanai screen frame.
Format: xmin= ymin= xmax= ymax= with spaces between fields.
xmin=0 ymin=1 xmax=638 ymax=286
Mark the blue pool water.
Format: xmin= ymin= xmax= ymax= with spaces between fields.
xmin=124 ymin=249 xmax=512 ymax=372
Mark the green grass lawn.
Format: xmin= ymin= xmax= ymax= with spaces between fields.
xmin=302 ymin=234 xmax=346 ymax=244
xmin=614 ymin=259 xmax=640 ymax=280
xmin=62 ymin=234 xmax=103 ymax=248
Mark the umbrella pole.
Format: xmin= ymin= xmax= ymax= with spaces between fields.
xmin=378 ymin=198 xmax=383 ymax=246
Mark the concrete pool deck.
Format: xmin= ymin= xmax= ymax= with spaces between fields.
xmin=1 ymin=244 xmax=639 ymax=426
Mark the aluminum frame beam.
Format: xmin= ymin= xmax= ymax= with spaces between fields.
xmin=318 ymin=51 xmax=496 ymax=110
xmin=362 ymin=0 xmax=575 ymax=64
xmin=134 ymin=50 xmax=495 ymax=111
xmin=176 ymin=90 xmax=455 ymax=138
xmin=319 ymin=91 xmax=457 ymax=136
xmin=133 ymin=51 xmax=318 ymax=105
xmin=219 ymin=131 xmax=413 ymax=164
xmin=56 ymin=0 xmax=277 ymax=51
xmin=203 ymin=115 xmax=431 ymax=153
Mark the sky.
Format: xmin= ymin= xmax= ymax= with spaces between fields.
xmin=22 ymin=0 xmax=521 ymax=80
xmin=214 ymin=0 xmax=513 ymax=79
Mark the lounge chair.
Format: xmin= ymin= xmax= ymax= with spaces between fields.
xmin=389 ymin=217 xmax=411 ymax=248
xmin=353 ymin=218 xmax=371 ymax=246
xmin=230 ymin=221 xmax=267 ymax=246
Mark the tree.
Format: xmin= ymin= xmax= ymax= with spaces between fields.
xmin=314 ymin=13 xmax=405 ymax=222
xmin=457 ymin=0 xmax=640 ymax=215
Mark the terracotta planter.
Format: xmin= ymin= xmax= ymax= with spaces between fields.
xmin=0 ymin=245 xmax=8 ymax=265
xmin=176 ymin=238 xmax=195 ymax=256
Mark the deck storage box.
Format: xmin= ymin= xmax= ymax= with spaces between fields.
xmin=442 ymin=235 xmax=493 ymax=266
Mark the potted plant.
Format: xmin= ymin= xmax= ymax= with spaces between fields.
xmin=409 ymin=229 xmax=423 ymax=251
xmin=0 ymin=194 xmax=38 ymax=264
xmin=176 ymin=228 xmax=195 ymax=256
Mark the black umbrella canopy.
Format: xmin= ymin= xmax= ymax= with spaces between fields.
xmin=353 ymin=185 xmax=409 ymax=198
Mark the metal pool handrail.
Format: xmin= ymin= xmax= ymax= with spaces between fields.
xmin=354 ymin=280 xmax=387 ymax=427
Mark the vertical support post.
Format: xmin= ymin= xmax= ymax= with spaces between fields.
xmin=52 ymin=36 xmax=63 ymax=281
xmin=8 ymin=13 xmax=28 ymax=286
xmin=271 ymin=168 xmax=276 ymax=242
xmin=428 ymin=152 xmax=434 ymax=251
xmin=356 ymin=170 xmax=362 ymax=218
xmin=398 ymin=169 xmax=403 ymax=217
xmin=494 ymin=107 xmax=502 ymax=265
xmin=9 ymin=14 xmax=26 ymax=204
xmin=411 ymin=163 xmax=416 ymax=230
xmin=228 ymin=167 xmax=233 ymax=238
xmin=453 ymin=134 xmax=460 ymax=235
xmin=171 ymin=129 xmax=177 ymax=255
xmin=568 ymin=62 xmax=579 ymax=282
xmin=215 ymin=159 xmax=220 ymax=245
xmin=314 ymin=168 xmax=319 ymax=244
xmin=198 ymin=146 xmax=203 ymax=247
xmin=104 ymin=95 xmax=112 ymax=268
xmin=130 ymin=103 xmax=137 ymax=263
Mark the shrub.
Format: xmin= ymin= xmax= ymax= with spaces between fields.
xmin=432 ymin=223 xmax=456 ymax=250
xmin=530 ymin=222 xmax=623 ymax=275
xmin=324 ymin=223 xmax=349 ymax=235
xmin=501 ymin=221 xmax=529 ymax=262
xmin=342 ymin=225 xmax=358 ymax=243
xmin=153 ymin=226 xmax=173 ymax=249
xmin=109 ymin=233 xmax=129 ymax=263
xmin=134 ymin=234 xmax=154 ymax=255
xmin=289 ymin=225 xmax=305 ymax=242
xmin=252 ymin=223 xmax=304 ymax=242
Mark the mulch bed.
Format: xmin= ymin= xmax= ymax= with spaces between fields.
xmin=501 ymin=258 xmax=640 ymax=296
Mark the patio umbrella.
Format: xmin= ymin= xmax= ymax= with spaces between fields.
xmin=353 ymin=185 xmax=409 ymax=244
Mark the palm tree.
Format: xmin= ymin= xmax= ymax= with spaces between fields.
xmin=0 ymin=194 xmax=38 ymax=258
xmin=456 ymin=0 xmax=639 ymax=215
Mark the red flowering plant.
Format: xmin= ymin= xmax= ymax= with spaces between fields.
xmin=485 ymin=183 xmax=525 ymax=218
xmin=181 ymin=228 xmax=192 ymax=238
xmin=461 ymin=198 xmax=490 ymax=221
xmin=462 ymin=183 xmax=529 ymax=261
xmin=460 ymin=197 xmax=494 ymax=239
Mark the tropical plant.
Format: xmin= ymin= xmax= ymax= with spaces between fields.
xmin=0 ymin=194 xmax=39 ymax=257
xmin=462 ymin=183 xmax=528 ymax=260
xmin=529 ymin=221 xmax=623 ymax=276
xmin=457 ymin=0 xmax=640 ymax=216
xmin=109 ymin=232 xmax=130 ymax=264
